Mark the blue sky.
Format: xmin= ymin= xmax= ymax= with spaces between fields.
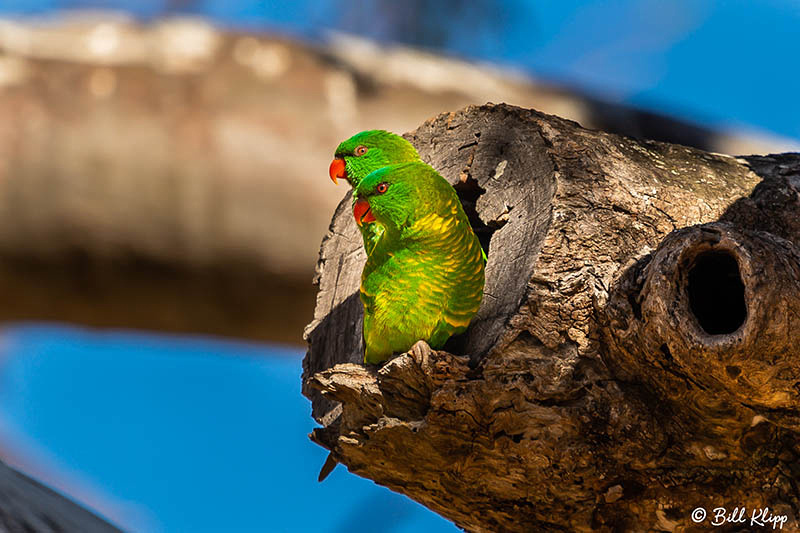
xmin=1 ymin=1 xmax=797 ymax=139
xmin=0 ymin=325 xmax=457 ymax=532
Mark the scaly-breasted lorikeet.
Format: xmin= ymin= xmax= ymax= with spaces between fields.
xmin=329 ymin=130 xmax=421 ymax=255
xmin=354 ymin=161 xmax=485 ymax=364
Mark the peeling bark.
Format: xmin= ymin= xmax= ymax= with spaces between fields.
xmin=303 ymin=104 xmax=800 ymax=532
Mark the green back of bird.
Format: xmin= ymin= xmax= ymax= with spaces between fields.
xmin=356 ymin=162 xmax=485 ymax=364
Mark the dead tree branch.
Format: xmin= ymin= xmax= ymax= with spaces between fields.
xmin=303 ymin=104 xmax=800 ymax=532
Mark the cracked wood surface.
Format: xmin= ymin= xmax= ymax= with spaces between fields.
xmin=303 ymin=104 xmax=800 ymax=532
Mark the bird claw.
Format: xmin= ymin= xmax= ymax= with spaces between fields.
xmin=409 ymin=340 xmax=432 ymax=367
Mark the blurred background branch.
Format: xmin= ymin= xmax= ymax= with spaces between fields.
xmin=0 ymin=13 xmax=795 ymax=345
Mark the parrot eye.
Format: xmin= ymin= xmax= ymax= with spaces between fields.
xmin=376 ymin=182 xmax=389 ymax=194
xmin=354 ymin=145 xmax=368 ymax=157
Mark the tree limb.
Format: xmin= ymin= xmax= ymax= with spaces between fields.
xmin=303 ymin=103 xmax=800 ymax=532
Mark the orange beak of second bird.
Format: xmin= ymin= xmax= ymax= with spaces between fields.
xmin=330 ymin=157 xmax=374 ymax=225
xmin=353 ymin=198 xmax=375 ymax=226
xmin=329 ymin=158 xmax=346 ymax=184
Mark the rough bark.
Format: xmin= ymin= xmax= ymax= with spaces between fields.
xmin=0 ymin=459 xmax=121 ymax=532
xmin=303 ymin=103 xmax=800 ymax=532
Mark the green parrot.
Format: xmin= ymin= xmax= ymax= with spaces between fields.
xmin=329 ymin=130 xmax=421 ymax=255
xmin=353 ymin=161 xmax=485 ymax=364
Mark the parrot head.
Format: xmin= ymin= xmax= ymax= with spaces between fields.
xmin=330 ymin=130 xmax=420 ymax=188
xmin=354 ymin=162 xmax=450 ymax=232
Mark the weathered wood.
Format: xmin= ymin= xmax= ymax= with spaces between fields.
xmin=606 ymin=223 xmax=800 ymax=433
xmin=303 ymin=103 xmax=800 ymax=531
xmin=0 ymin=459 xmax=121 ymax=532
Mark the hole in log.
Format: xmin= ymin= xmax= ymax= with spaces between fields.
xmin=687 ymin=250 xmax=747 ymax=335
xmin=659 ymin=343 xmax=673 ymax=361
xmin=453 ymin=176 xmax=494 ymax=256
xmin=726 ymin=365 xmax=742 ymax=378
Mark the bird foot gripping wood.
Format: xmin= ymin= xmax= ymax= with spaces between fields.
xmin=311 ymin=341 xmax=446 ymax=481
xmin=309 ymin=341 xmax=470 ymax=428
xmin=409 ymin=339 xmax=432 ymax=365
xmin=308 ymin=341 xmax=472 ymax=466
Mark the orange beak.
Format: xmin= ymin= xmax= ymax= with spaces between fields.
xmin=353 ymin=198 xmax=376 ymax=226
xmin=329 ymin=158 xmax=346 ymax=184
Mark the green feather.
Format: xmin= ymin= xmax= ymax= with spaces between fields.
xmin=355 ymin=162 xmax=485 ymax=364
xmin=333 ymin=130 xmax=421 ymax=254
